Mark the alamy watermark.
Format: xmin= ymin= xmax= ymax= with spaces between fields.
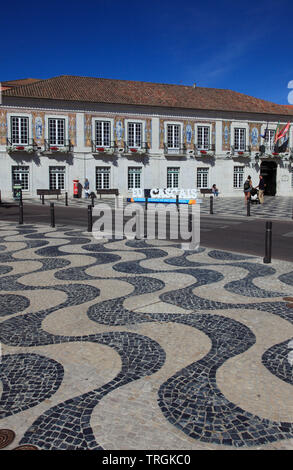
xmin=91 ymin=199 xmax=201 ymax=250
xmin=288 ymin=80 xmax=293 ymax=104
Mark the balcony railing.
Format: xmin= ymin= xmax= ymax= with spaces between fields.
xmin=259 ymin=144 xmax=291 ymax=157
xmin=92 ymin=141 xmax=117 ymax=155
xmin=164 ymin=144 xmax=186 ymax=156
xmin=195 ymin=144 xmax=215 ymax=156
xmin=231 ymin=145 xmax=251 ymax=157
xmin=6 ymin=138 xmax=38 ymax=154
xmin=44 ymin=140 xmax=73 ymax=153
xmin=124 ymin=142 xmax=149 ymax=155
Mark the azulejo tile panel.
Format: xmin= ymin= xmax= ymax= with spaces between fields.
xmin=0 ymin=221 xmax=293 ymax=450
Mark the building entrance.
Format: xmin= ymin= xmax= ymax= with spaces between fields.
xmin=260 ymin=161 xmax=277 ymax=196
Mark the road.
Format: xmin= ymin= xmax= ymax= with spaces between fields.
xmin=0 ymin=202 xmax=292 ymax=261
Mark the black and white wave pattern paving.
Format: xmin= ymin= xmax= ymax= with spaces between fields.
xmin=0 ymin=221 xmax=293 ymax=450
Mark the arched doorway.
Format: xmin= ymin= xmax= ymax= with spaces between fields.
xmin=260 ymin=161 xmax=277 ymax=196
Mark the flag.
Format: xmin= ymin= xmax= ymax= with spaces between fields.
xmin=274 ymin=121 xmax=281 ymax=143
xmin=276 ymin=122 xmax=290 ymax=141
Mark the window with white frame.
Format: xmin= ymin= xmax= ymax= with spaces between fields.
xmin=11 ymin=116 xmax=29 ymax=144
xmin=95 ymin=121 xmax=111 ymax=147
xmin=197 ymin=168 xmax=209 ymax=188
xmin=197 ymin=126 xmax=210 ymax=150
xmin=96 ymin=167 xmax=110 ymax=190
xmin=12 ymin=166 xmax=29 ymax=191
xmin=234 ymin=128 xmax=246 ymax=151
xmin=48 ymin=118 xmax=65 ymax=146
xmin=128 ymin=122 xmax=142 ymax=148
xmin=49 ymin=167 xmax=65 ymax=190
xmin=128 ymin=167 xmax=142 ymax=189
xmin=264 ymin=129 xmax=275 ymax=150
xmin=233 ymin=166 xmax=244 ymax=188
xmin=167 ymin=124 xmax=180 ymax=149
xmin=167 ymin=167 xmax=180 ymax=188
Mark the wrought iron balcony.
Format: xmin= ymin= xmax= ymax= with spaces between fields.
xmin=195 ymin=144 xmax=216 ymax=157
xmin=231 ymin=145 xmax=251 ymax=157
xmin=164 ymin=144 xmax=186 ymax=156
xmin=259 ymin=143 xmax=291 ymax=158
xmin=124 ymin=142 xmax=149 ymax=155
xmin=43 ymin=140 xmax=73 ymax=153
xmin=6 ymin=138 xmax=38 ymax=153
xmin=91 ymin=141 xmax=117 ymax=155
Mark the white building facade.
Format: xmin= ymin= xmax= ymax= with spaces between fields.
xmin=1 ymin=76 xmax=293 ymax=199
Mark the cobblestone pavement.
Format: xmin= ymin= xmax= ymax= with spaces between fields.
xmin=0 ymin=220 xmax=293 ymax=450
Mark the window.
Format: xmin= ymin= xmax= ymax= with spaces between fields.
xmin=128 ymin=167 xmax=142 ymax=189
xmin=233 ymin=166 xmax=244 ymax=188
xmin=95 ymin=121 xmax=111 ymax=147
xmin=197 ymin=168 xmax=209 ymax=188
xmin=96 ymin=167 xmax=110 ymax=190
xmin=128 ymin=122 xmax=142 ymax=148
xmin=12 ymin=166 xmax=29 ymax=191
xmin=197 ymin=126 xmax=210 ymax=150
xmin=11 ymin=117 xmax=29 ymax=144
xmin=49 ymin=167 xmax=65 ymax=190
xmin=167 ymin=167 xmax=180 ymax=188
xmin=234 ymin=128 xmax=246 ymax=151
xmin=265 ymin=129 xmax=275 ymax=151
xmin=48 ymin=118 xmax=65 ymax=146
xmin=167 ymin=124 xmax=180 ymax=149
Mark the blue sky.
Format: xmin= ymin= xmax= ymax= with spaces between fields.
xmin=1 ymin=0 xmax=293 ymax=104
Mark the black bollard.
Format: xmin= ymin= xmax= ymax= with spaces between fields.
xmin=42 ymin=194 xmax=45 ymax=205
xmin=91 ymin=193 xmax=95 ymax=208
xmin=210 ymin=195 xmax=213 ymax=214
xmin=19 ymin=201 xmax=23 ymax=225
xmin=19 ymin=189 xmax=23 ymax=204
xmin=65 ymin=192 xmax=68 ymax=206
xmin=145 ymin=197 xmax=148 ymax=211
xmin=176 ymin=195 xmax=179 ymax=212
xmin=87 ymin=205 xmax=92 ymax=232
xmin=263 ymin=221 xmax=272 ymax=264
xmin=50 ymin=203 xmax=55 ymax=227
xmin=247 ymin=198 xmax=251 ymax=217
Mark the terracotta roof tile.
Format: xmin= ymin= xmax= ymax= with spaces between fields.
xmin=2 ymin=75 xmax=293 ymax=116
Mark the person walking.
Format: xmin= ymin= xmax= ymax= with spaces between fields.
xmin=243 ymin=175 xmax=252 ymax=203
xmin=256 ymin=175 xmax=265 ymax=204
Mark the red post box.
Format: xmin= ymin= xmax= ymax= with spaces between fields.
xmin=73 ymin=179 xmax=79 ymax=198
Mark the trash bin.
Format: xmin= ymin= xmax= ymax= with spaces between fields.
xmin=13 ymin=184 xmax=22 ymax=201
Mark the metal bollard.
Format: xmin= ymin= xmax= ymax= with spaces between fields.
xmin=210 ymin=195 xmax=213 ymax=214
xmin=91 ymin=193 xmax=95 ymax=208
xmin=50 ymin=203 xmax=55 ymax=227
xmin=145 ymin=197 xmax=148 ymax=211
xmin=65 ymin=192 xmax=68 ymax=206
xmin=247 ymin=198 xmax=251 ymax=217
xmin=42 ymin=194 xmax=45 ymax=205
xmin=176 ymin=195 xmax=179 ymax=212
xmin=87 ymin=205 xmax=92 ymax=232
xmin=19 ymin=201 xmax=23 ymax=225
xmin=263 ymin=221 xmax=272 ymax=263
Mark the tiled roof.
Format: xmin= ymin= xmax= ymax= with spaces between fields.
xmin=2 ymin=78 xmax=43 ymax=87
xmin=2 ymin=75 xmax=293 ymax=116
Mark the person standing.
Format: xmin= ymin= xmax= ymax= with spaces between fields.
xmin=84 ymin=178 xmax=90 ymax=198
xmin=257 ymin=175 xmax=265 ymax=204
xmin=243 ymin=175 xmax=252 ymax=203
